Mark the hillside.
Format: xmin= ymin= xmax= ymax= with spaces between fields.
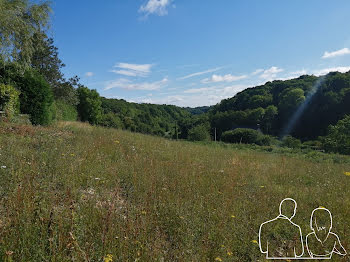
xmin=0 ymin=121 xmax=349 ymax=261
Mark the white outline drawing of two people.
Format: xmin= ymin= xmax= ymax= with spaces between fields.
xmin=259 ymin=198 xmax=347 ymax=260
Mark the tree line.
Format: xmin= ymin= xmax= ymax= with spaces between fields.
xmin=1 ymin=0 xmax=349 ymax=155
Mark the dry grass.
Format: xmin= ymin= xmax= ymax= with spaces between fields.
xmin=0 ymin=122 xmax=349 ymax=261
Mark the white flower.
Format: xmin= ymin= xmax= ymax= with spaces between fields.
xmin=1 ymin=166 xmax=6 ymax=169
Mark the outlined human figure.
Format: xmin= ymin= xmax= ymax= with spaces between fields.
xmin=306 ymin=207 xmax=347 ymax=259
xmin=259 ymin=198 xmax=304 ymax=259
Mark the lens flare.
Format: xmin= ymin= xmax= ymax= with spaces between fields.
xmin=281 ymin=76 xmax=326 ymax=138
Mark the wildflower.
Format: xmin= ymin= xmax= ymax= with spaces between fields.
xmin=344 ymin=172 xmax=350 ymax=176
xmin=95 ymin=177 xmax=101 ymax=181
xmin=104 ymin=254 xmax=113 ymax=262
xmin=215 ymin=257 xmax=222 ymax=262
xmin=231 ymin=215 xmax=235 ymax=218
xmin=141 ymin=211 xmax=147 ymax=215
xmin=1 ymin=165 xmax=6 ymax=169
xmin=319 ymin=206 xmax=325 ymax=209
xmin=227 ymin=251 xmax=233 ymax=256
xmin=179 ymin=216 xmax=184 ymax=219
xmin=251 ymin=240 xmax=258 ymax=244
xmin=260 ymin=185 xmax=265 ymax=188
xmin=221 ymin=244 xmax=225 ymax=248
xmin=5 ymin=250 xmax=13 ymax=256
xmin=70 ymin=153 xmax=75 ymax=156
xmin=114 ymin=140 xmax=120 ymax=144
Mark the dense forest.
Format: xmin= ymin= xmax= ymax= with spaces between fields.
xmin=1 ymin=0 xmax=350 ymax=155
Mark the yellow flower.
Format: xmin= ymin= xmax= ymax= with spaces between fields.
xmin=231 ymin=215 xmax=236 ymax=218
xmin=319 ymin=206 xmax=326 ymax=209
xmin=215 ymin=257 xmax=222 ymax=262
xmin=141 ymin=211 xmax=147 ymax=215
xmin=344 ymin=172 xmax=350 ymax=176
xmin=251 ymin=240 xmax=258 ymax=244
xmin=70 ymin=153 xmax=75 ymax=156
xmin=227 ymin=251 xmax=233 ymax=256
xmin=260 ymin=185 xmax=265 ymax=188
xmin=114 ymin=140 xmax=120 ymax=144
xmin=104 ymin=254 xmax=113 ymax=262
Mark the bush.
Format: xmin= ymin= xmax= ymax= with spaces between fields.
xmin=281 ymin=135 xmax=301 ymax=149
xmin=188 ymin=124 xmax=211 ymax=141
xmin=52 ymin=100 xmax=78 ymax=121
xmin=0 ymin=84 xmax=20 ymax=120
xmin=221 ymin=128 xmax=263 ymax=145
xmin=322 ymin=115 xmax=350 ymax=155
xmin=17 ymin=70 xmax=54 ymax=125
xmin=77 ymin=87 xmax=102 ymax=125
xmin=100 ymin=112 xmax=124 ymax=129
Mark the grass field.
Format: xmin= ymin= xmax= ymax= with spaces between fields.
xmin=0 ymin=121 xmax=349 ymax=261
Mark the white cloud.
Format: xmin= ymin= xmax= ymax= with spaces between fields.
xmin=111 ymin=63 xmax=153 ymax=77
xmin=251 ymin=69 xmax=264 ymax=75
xmin=177 ymin=67 xmax=222 ymax=80
xmin=139 ymin=0 xmax=173 ymax=17
xmin=322 ymin=48 xmax=350 ymax=59
xmin=85 ymin=72 xmax=94 ymax=77
xmin=201 ymin=74 xmax=247 ymax=84
xmin=259 ymin=66 xmax=284 ymax=80
xmin=313 ymin=66 xmax=350 ymax=76
xmin=104 ymin=78 xmax=168 ymax=91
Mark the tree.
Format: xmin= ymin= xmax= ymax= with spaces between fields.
xmin=29 ymin=32 xmax=65 ymax=89
xmin=17 ymin=69 xmax=54 ymax=125
xmin=0 ymin=0 xmax=51 ymax=65
xmin=221 ymin=128 xmax=262 ymax=145
xmin=322 ymin=115 xmax=350 ymax=155
xmin=188 ymin=124 xmax=211 ymax=141
xmin=77 ymin=86 xmax=102 ymax=125
xmin=0 ymin=83 xmax=20 ymax=120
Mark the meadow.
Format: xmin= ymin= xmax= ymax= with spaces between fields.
xmin=0 ymin=121 xmax=349 ymax=261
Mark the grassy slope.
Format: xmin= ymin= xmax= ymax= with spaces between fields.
xmin=0 ymin=122 xmax=349 ymax=261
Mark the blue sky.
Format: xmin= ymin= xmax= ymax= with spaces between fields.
xmin=51 ymin=0 xmax=350 ymax=107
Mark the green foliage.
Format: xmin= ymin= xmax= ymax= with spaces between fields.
xmin=51 ymin=99 xmax=78 ymax=121
xmin=77 ymin=86 xmax=102 ymax=125
xmin=221 ymin=128 xmax=267 ymax=145
xmin=188 ymin=124 xmax=211 ymax=141
xmin=0 ymin=0 xmax=51 ymax=65
xmin=17 ymin=70 xmax=54 ymax=125
xmin=100 ymin=112 xmax=124 ymax=129
xmin=281 ymin=135 xmax=302 ymax=149
xmin=322 ymin=115 xmax=350 ymax=155
xmin=0 ymin=83 xmax=20 ymax=120
xmin=30 ymin=32 xmax=65 ymax=90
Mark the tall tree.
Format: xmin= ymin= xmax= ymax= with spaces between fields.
xmin=0 ymin=0 xmax=51 ymax=65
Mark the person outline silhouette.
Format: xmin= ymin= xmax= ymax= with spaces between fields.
xmin=259 ymin=198 xmax=304 ymax=259
xmin=306 ymin=207 xmax=347 ymax=259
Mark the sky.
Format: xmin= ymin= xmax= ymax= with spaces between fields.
xmin=50 ymin=0 xmax=350 ymax=107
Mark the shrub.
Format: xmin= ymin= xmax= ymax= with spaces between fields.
xmin=281 ymin=135 xmax=301 ymax=149
xmin=77 ymin=87 xmax=102 ymax=125
xmin=52 ymin=99 xmax=78 ymax=121
xmin=0 ymin=84 xmax=20 ymax=120
xmin=17 ymin=70 xmax=54 ymax=125
xmin=221 ymin=128 xmax=262 ymax=144
xmin=322 ymin=115 xmax=350 ymax=155
xmin=188 ymin=124 xmax=211 ymax=141
xmin=100 ymin=112 xmax=124 ymax=129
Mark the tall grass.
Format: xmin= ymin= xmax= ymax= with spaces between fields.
xmin=0 ymin=122 xmax=349 ymax=261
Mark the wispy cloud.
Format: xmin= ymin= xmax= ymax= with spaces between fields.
xmin=111 ymin=63 xmax=153 ymax=77
xmin=251 ymin=69 xmax=264 ymax=75
xmin=178 ymin=67 xmax=222 ymax=80
xmin=322 ymin=48 xmax=350 ymax=59
xmin=85 ymin=72 xmax=94 ymax=77
xmin=259 ymin=66 xmax=284 ymax=80
xmin=201 ymin=74 xmax=247 ymax=84
xmin=139 ymin=0 xmax=173 ymax=17
xmin=104 ymin=78 xmax=168 ymax=91
xmin=313 ymin=66 xmax=350 ymax=76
